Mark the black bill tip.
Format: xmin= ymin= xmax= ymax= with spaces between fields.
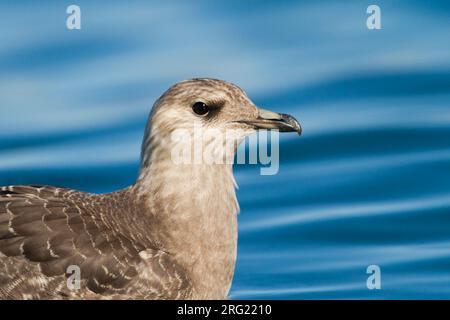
xmin=279 ymin=113 xmax=302 ymax=135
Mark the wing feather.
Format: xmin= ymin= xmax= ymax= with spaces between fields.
xmin=0 ymin=185 xmax=192 ymax=299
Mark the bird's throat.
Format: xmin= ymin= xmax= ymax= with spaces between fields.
xmin=136 ymin=160 xmax=239 ymax=298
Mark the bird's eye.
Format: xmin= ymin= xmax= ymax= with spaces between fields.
xmin=192 ymin=102 xmax=209 ymax=116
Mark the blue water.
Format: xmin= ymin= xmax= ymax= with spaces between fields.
xmin=1 ymin=0 xmax=450 ymax=299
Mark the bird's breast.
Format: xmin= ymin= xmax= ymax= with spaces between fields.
xmin=139 ymin=164 xmax=239 ymax=298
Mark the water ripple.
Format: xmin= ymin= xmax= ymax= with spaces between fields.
xmin=1 ymin=0 xmax=450 ymax=299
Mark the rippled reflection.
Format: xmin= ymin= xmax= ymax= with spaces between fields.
xmin=0 ymin=0 xmax=449 ymax=299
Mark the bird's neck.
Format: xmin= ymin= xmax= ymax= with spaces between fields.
xmin=135 ymin=156 xmax=239 ymax=298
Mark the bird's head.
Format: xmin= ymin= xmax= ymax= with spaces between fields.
xmin=141 ymin=78 xmax=301 ymax=167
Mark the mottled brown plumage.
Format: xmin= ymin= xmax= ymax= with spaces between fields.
xmin=0 ymin=78 xmax=301 ymax=299
xmin=0 ymin=185 xmax=193 ymax=299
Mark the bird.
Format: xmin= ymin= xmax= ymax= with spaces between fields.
xmin=0 ymin=78 xmax=301 ymax=300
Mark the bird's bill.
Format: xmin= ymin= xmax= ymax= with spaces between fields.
xmin=238 ymin=108 xmax=302 ymax=135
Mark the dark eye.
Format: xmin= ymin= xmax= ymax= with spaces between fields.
xmin=192 ymin=102 xmax=209 ymax=116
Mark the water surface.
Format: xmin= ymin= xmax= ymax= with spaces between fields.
xmin=1 ymin=0 xmax=449 ymax=299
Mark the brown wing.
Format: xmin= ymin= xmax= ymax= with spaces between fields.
xmin=0 ymin=185 xmax=192 ymax=299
